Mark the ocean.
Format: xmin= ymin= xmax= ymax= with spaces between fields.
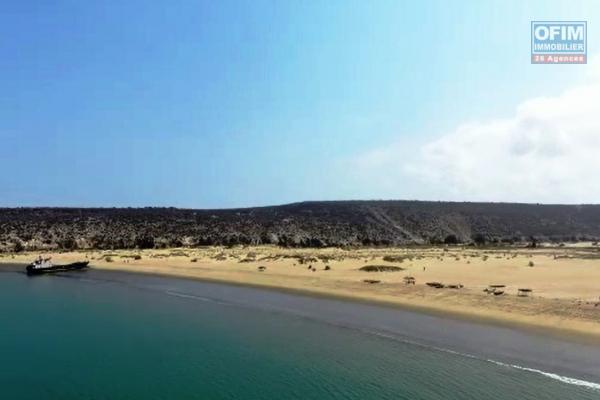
xmin=1 ymin=266 xmax=599 ymax=400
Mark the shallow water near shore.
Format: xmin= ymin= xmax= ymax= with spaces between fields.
xmin=1 ymin=267 xmax=599 ymax=400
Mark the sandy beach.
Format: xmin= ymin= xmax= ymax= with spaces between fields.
xmin=4 ymin=244 xmax=600 ymax=341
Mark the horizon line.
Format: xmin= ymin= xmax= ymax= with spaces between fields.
xmin=1 ymin=199 xmax=599 ymax=211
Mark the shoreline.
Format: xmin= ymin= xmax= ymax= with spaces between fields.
xmin=97 ymin=266 xmax=600 ymax=345
xmin=3 ymin=245 xmax=600 ymax=346
xmin=5 ymin=260 xmax=600 ymax=346
xmin=4 ymin=263 xmax=600 ymax=385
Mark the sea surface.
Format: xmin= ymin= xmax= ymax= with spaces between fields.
xmin=1 ymin=266 xmax=599 ymax=400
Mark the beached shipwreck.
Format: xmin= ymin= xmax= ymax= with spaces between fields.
xmin=26 ymin=257 xmax=89 ymax=275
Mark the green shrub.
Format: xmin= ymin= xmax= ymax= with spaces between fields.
xmin=360 ymin=265 xmax=404 ymax=272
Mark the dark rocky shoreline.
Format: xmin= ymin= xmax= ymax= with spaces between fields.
xmin=2 ymin=200 xmax=600 ymax=251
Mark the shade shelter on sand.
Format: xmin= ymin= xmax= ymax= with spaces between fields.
xmin=518 ymin=288 xmax=532 ymax=297
xmin=403 ymin=276 xmax=416 ymax=285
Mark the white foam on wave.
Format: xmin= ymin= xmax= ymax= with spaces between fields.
xmin=165 ymin=290 xmax=230 ymax=306
xmin=486 ymin=359 xmax=600 ymax=391
xmin=364 ymin=329 xmax=600 ymax=392
xmin=162 ymin=289 xmax=600 ymax=392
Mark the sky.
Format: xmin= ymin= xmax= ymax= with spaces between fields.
xmin=1 ymin=0 xmax=599 ymax=208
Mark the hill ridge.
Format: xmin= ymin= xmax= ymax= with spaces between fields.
xmin=2 ymin=200 xmax=600 ymax=251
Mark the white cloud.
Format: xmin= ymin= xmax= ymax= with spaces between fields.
xmin=354 ymin=58 xmax=600 ymax=204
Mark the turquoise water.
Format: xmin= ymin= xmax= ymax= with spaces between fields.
xmin=0 ymin=270 xmax=598 ymax=400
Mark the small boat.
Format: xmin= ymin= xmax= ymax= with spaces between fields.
xmin=26 ymin=257 xmax=89 ymax=276
xmin=363 ymin=279 xmax=381 ymax=284
xmin=426 ymin=282 xmax=445 ymax=288
xmin=447 ymin=284 xmax=463 ymax=289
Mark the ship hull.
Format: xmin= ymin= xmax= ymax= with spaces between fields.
xmin=26 ymin=261 xmax=89 ymax=276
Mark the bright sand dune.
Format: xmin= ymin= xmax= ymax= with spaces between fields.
xmin=4 ymin=245 xmax=600 ymax=341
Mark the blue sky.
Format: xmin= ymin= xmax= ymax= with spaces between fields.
xmin=1 ymin=0 xmax=599 ymax=207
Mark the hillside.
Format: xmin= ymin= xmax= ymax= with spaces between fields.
xmin=2 ymin=201 xmax=600 ymax=251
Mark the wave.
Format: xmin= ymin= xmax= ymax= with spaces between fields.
xmin=486 ymin=359 xmax=600 ymax=391
xmin=137 ymin=285 xmax=600 ymax=392
xmin=165 ymin=290 xmax=232 ymax=307
xmin=364 ymin=329 xmax=600 ymax=392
